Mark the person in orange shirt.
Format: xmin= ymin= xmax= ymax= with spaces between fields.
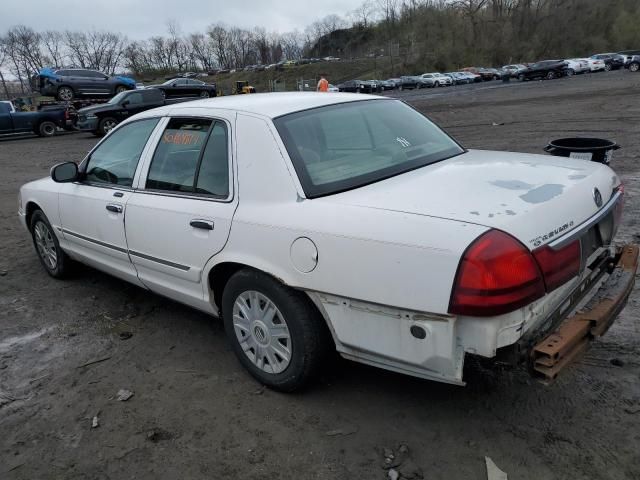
xmin=316 ymin=74 xmax=329 ymax=92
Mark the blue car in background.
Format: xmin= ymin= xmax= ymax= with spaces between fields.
xmin=35 ymin=68 xmax=136 ymax=101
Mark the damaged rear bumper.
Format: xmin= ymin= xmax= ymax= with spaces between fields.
xmin=530 ymin=244 xmax=638 ymax=381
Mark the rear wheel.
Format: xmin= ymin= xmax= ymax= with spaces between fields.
xmin=57 ymin=86 xmax=74 ymax=101
xmin=605 ymin=63 xmax=612 ymax=71
xmin=38 ymin=121 xmax=56 ymax=137
xmin=115 ymin=85 xmax=128 ymax=94
xmin=630 ymin=62 xmax=640 ymax=72
xmin=97 ymin=117 xmax=117 ymax=136
xmin=566 ymin=69 xmax=575 ymax=77
xmin=518 ymin=74 xmax=525 ymax=81
xmin=199 ymin=90 xmax=210 ymax=98
xmin=546 ymin=71 xmax=555 ymax=80
xmin=30 ymin=210 xmax=70 ymax=278
xmin=222 ymin=269 xmax=330 ymax=392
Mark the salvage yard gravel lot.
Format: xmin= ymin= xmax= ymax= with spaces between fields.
xmin=1 ymin=71 xmax=639 ymax=480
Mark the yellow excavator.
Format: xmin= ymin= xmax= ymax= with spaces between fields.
xmin=235 ymin=81 xmax=256 ymax=94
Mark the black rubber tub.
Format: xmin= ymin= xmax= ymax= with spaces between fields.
xmin=544 ymin=137 xmax=620 ymax=164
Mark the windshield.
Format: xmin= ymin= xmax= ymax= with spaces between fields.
xmin=162 ymin=79 xmax=178 ymax=85
xmin=274 ymin=100 xmax=464 ymax=198
xmin=108 ymin=91 xmax=128 ymax=104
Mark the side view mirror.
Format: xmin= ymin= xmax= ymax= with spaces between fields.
xmin=51 ymin=162 xmax=78 ymax=183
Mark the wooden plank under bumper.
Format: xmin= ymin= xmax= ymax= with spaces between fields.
xmin=531 ymin=244 xmax=639 ymax=381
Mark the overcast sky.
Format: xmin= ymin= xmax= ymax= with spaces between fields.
xmin=1 ymin=0 xmax=364 ymax=38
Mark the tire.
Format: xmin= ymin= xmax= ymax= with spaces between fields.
xmin=605 ymin=63 xmax=612 ymax=72
xmin=399 ymin=85 xmax=403 ymax=91
xmin=434 ymin=81 xmax=440 ymax=88
xmin=30 ymin=210 xmax=70 ymax=279
xmin=97 ymin=117 xmax=118 ymax=136
xmin=546 ymin=71 xmax=555 ymax=80
xmin=115 ymin=85 xmax=128 ymax=94
xmin=38 ymin=121 xmax=56 ymax=137
xmin=630 ymin=62 xmax=640 ymax=72
xmin=518 ymin=74 xmax=525 ymax=81
xmin=222 ymin=269 xmax=330 ymax=392
xmin=566 ymin=69 xmax=575 ymax=77
xmin=199 ymin=90 xmax=210 ymax=98
xmin=57 ymin=86 xmax=74 ymax=101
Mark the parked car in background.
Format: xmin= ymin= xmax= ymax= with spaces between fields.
xmin=618 ymin=49 xmax=640 ymax=66
xmin=626 ymin=55 xmax=640 ymax=72
xmin=145 ymin=78 xmax=217 ymax=99
xmin=337 ymin=80 xmax=377 ymax=93
xmin=327 ymin=84 xmax=340 ymax=92
xmin=398 ymin=76 xmax=419 ymax=90
xmin=565 ymin=59 xmax=590 ymax=75
xmin=417 ymin=73 xmax=437 ymax=88
xmin=432 ymin=73 xmax=453 ymax=86
xmin=462 ymin=67 xmax=496 ymax=81
xmin=76 ymin=88 xmax=195 ymax=136
xmin=444 ymin=72 xmax=470 ymax=85
xmin=579 ymin=57 xmax=606 ymax=72
xmin=502 ymin=64 xmax=527 ymax=77
xmin=0 ymin=99 xmax=76 ymax=137
xmin=517 ymin=60 xmax=568 ymax=80
xmin=20 ymin=93 xmax=635 ymax=391
xmin=369 ymin=79 xmax=395 ymax=91
xmin=591 ymin=53 xmax=625 ymax=71
xmin=386 ymin=78 xmax=402 ymax=88
xmin=460 ymin=71 xmax=481 ymax=83
xmin=35 ymin=68 xmax=136 ymax=101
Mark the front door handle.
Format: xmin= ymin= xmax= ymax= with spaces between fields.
xmin=106 ymin=204 xmax=123 ymax=213
xmin=190 ymin=219 xmax=214 ymax=230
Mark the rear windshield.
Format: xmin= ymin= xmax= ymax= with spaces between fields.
xmin=274 ymin=100 xmax=464 ymax=198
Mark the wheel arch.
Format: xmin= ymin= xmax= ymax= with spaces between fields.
xmin=25 ymin=200 xmax=43 ymax=231
xmin=206 ymin=260 xmax=337 ymax=347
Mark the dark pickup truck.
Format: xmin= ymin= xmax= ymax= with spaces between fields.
xmin=0 ymin=101 xmax=76 ymax=137
xmin=76 ymin=88 xmax=198 ymax=136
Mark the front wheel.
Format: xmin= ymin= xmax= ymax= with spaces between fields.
xmin=97 ymin=117 xmax=117 ymax=136
xmin=566 ymin=69 xmax=574 ymax=77
xmin=30 ymin=210 xmax=70 ymax=278
xmin=605 ymin=63 xmax=612 ymax=71
xmin=546 ymin=71 xmax=555 ymax=80
xmin=199 ymin=90 xmax=210 ymax=98
xmin=115 ymin=85 xmax=128 ymax=94
xmin=518 ymin=74 xmax=525 ymax=81
xmin=630 ymin=62 xmax=640 ymax=72
xmin=222 ymin=269 xmax=330 ymax=392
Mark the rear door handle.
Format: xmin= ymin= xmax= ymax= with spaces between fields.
xmin=106 ymin=204 xmax=123 ymax=213
xmin=190 ymin=219 xmax=214 ymax=230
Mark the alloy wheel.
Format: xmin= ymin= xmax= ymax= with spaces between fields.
xmin=34 ymin=222 xmax=58 ymax=270
xmin=232 ymin=290 xmax=291 ymax=374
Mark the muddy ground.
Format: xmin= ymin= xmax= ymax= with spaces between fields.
xmin=1 ymin=70 xmax=639 ymax=480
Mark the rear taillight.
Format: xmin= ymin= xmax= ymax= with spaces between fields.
xmin=449 ymin=230 xmax=545 ymax=316
xmin=532 ymin=240 xmax=581 ymax=292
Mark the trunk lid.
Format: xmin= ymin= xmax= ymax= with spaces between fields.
xmin=318 ymin=149 xmax=620 ymax=250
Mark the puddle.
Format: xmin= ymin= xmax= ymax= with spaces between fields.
xmin=0 ymin=328 xmax=51 ymax=353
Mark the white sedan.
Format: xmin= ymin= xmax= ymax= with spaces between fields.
xmin=18 ymin=93 xmax=637 ymax=391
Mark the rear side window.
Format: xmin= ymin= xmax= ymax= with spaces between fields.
xmin=146 ymin=118 xmax=229 ymax=197
xmin=142 ymin=89 xmax=163 ymax=102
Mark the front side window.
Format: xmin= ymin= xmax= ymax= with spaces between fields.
xmin=84 ymin=118 xmax=159 ymax=186
xmin=126 ymin=92 xmax=144 ymax=105
xmin=274 ymin=100 xmax=464 ymax=198
xmin=146 ymin=118 xmax=229 ymax=197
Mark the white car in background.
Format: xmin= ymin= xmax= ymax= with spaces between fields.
xmin=577 ymin=57 xmax=606 ymax=72
xmin=327 ymin=84 xmax=339 ymax=92
xmin=18 ymin=93 xmax=637 ymax=391
xmin=565 ymin=59 xmax=590 ymax=74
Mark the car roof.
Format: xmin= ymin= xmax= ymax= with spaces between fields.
xmin=139 ymin=92 xmax=391 ymax=119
